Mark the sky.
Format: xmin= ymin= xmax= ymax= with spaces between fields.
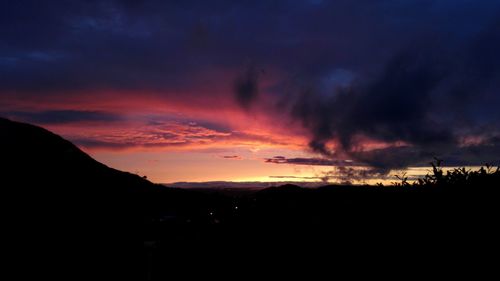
xmin=1 ymin=0 xmax=500 ymax=185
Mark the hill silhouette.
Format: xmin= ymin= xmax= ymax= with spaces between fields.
xmin=1 ymin=117 xmax=225 ymax=216
xmin=1 ymin=117 xmax=162 ymax=278
xmin=1 ymin=116 xmax=172 ymax=227
xmin=1 ymin=117 xmax=264 ymax=279
xmin=1 ymin=117 xmax=159 ymax=190
xmin=0 ymin=118 xmax=228 ymax=279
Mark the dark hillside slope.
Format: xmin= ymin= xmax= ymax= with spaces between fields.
xmin=0 ymin=117 xmax=183 ymax=279
xmin=0 ymin=117 xmax=241 ymax=279
xmin=0 ymin=117 xmax=216 ymax=215
xmin=0 ymin=117 xmax=168 ymax=225
xmin=1 ymin=117 xmax=158 ymax=192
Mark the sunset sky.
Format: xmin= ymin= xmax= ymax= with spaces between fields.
xmin=1 ymin=1 xmax=500 ymax=184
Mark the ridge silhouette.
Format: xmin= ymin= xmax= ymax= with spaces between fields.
xmin=0 ymin=117 xmax=213 ymax=279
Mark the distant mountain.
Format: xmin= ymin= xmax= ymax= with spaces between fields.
xmin=165 ymin=181 xmax=324 ymax=189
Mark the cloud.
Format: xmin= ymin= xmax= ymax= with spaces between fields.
xmin=265 ymin=156 xmax=356 ymax=166
xmin=2 ymin=110 xmax=121 ymax=124
xmin=319 ymin=166 xmax=390 ymax=185
xmin=284 ymin=16 xmax=500 ymax=169
xmin=268 ymin=175 xmax=322 ymax=180
xmin=67 ymin=120 xmax=232 ymax=150
xmin=234 ymin=64 xmax=261 ymax=109
xmin=2 ymin=0 xmax=500 ymax=169
xmin=222 ymin=155 xmax=242 ymax=160
xmin=52 ymin=118 xmax=296 ymax=151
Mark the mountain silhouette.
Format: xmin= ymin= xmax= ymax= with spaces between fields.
xmin=0 ymin=117 xmax=240 ymax=279
xmin=0 ymin=117 xmax=167 ymax=279
xmin=0 ymin=116 xmax=170 ymax=233
xmin=1 ymin=117 xmax=159 ymax=192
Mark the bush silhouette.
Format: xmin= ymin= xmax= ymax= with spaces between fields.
xmin=400 ymin=158 xmax=500 ymax=188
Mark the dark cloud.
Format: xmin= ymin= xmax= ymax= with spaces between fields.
xmin=285 ymin=15 xmax=500 ymax=169
xmin=269 ymin=175 xmax=321 ymax=180
xmin=265 ymin=141 xmax=500 ymax=171
xmin=222 ymin=155 xmax=241 ymax=159
xmin=234 ymin=65 xmax=260 ymax=109
xmin=342 ymin=141 xmax=499 ymax=169
xmin=291 ymin=51 xmax=452 ymax=155
xmin=265 ymin=156 xmax=357 ymax=167
xmin=3 ymin=110 xmax=121 ymax=124
xmin=2 ymin=0 xmax=500 ymax=168
xmin=71 ymin=139 xmax=134 ymax=150
xmin=319 ymin=166 xmax=390 ymax=185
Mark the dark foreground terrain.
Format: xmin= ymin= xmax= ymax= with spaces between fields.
xmin=1 ymin=117 xmax=499 ymax=279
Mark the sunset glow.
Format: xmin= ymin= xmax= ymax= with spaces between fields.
xmin=2 ymin=1 xmax=499 ymax=186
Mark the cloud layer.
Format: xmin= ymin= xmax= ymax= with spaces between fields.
xmin=1 ymin=0 xmax=499 ymax=170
